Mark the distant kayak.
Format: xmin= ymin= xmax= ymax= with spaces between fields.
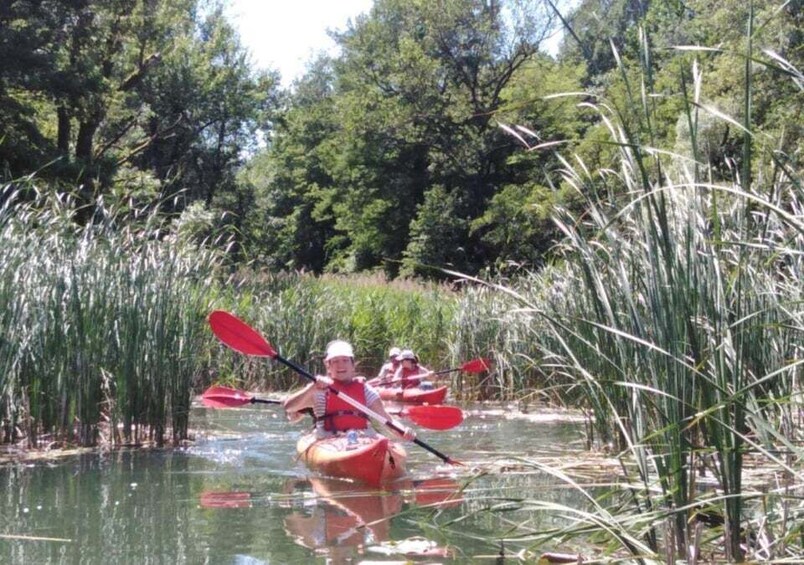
xmin=296 ymin=432 xmax=407 ymax=487
xmin=377 ymin=385 xmax=448 ymax=405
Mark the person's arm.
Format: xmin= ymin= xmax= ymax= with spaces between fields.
xmin=416 ymin=364 xmax=433 ymax=378
xmin=283 ymin=376 xmax=331 ymax=419
xmin=283 ymin=383 xmax=314 ymax=413
xmin=369 ymin=364 xmax=390 ymax=386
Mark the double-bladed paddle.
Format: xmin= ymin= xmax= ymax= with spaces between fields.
xmin=207 ymin=310 xmax=462 ymax=465
xmin=201 ymin=385 xmax=286 ymax=408
xmin=201 ymin=385 xmax=463 ymax=430
xmin=372 ymin=357 xmax=491 ymax=387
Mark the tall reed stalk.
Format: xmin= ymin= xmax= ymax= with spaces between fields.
xmin=211 ymin=272 xmax=461 ymax=389
xmin=0 ymin=184 xmax=218 ymax=447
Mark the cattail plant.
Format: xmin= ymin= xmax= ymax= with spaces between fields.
xmin=482 ymin=12 xmax=803 ymax=561
xmin=0 ymin=183 xmax=220 ymax=447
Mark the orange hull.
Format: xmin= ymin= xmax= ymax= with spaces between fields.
xmin=296 ymin=433 xmax=407 ymax=487
xmin=377 ymin=385 xmax=448 ymax=404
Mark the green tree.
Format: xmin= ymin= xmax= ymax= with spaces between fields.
xmin=402 ymin=184 xmax=469 ymax=276
xmin=479 ymin=55 xmax=587 ymax=264
xmin=557 ymin=0 xmax=654 ymax=77
xmin=0 ymin=0 xmax=65 ymax=174
xmin=240 ymin=57 xmax=341 ymax=271
xmin=258 ymin=0 xmax=556 ymax=276
xmin=1 ymin=0 xmax=277 ymax=236
xmin=136 ymin=5 xmax=277 ymax=215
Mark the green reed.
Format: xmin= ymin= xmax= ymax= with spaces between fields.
xmin=212 ymin=272 xmax=462 ymax=389
xmin=208 ymin=270 xmax=545 ymax=400
xmin=0 ymin=185 xmax=218 ymax=447
xmin=473 ymin=19 xmax=803 ymax=562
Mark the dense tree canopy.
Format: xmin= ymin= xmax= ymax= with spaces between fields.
xmin=1 ymin=0 xmax=276 ymax=221
xmin=2 ymin=0 xmax=800 ymax=278
xmin=246 ymin=0 xmax=560 ymax=277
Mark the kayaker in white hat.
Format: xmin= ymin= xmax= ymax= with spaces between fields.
xmin=283 ymin=340 xmax=416 ymax=441
xmin=372 ymin=346 xmax=402 ymax=384
xmin=393 ymin=349 xmax=433 ymax=389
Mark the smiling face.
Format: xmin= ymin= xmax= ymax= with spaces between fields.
xmin=325 ymin=356 xmax=356 ymax=381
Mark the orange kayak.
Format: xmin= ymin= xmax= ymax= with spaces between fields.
xmin=377 ymin=385 xmax=448 ymax=404
xmin=296 ymin=432 xmax=407 ymax=487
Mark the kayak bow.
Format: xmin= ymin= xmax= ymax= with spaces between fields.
xmin=296 ymin=432 xmax=408 ymax=487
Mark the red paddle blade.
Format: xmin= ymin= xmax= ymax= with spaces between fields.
xmin=461 ymin=357 xmax=492 ymax=373
xmin=402 ymin=405 xmax=463 ymax=430
xmin=208 ymin=311 xmax=277 ymax=357
xmin=413 ymin=478 xmax=463 ymax=509
xmin=199 ymin=491 xmax=252 ymax=509
xmin=201 ymin=386 xmax=254 ymax=408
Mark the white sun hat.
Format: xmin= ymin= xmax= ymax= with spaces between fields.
xmin=398 ymin=349 xmax=417 ymax=361
xmin=325 ymin=340 xmax=354 ymax=361
xmin=388 ymin=347 xmax=401 ymax=358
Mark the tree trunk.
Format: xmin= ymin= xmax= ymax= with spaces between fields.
xmin=57 ymin=106 xmax=71 ymax=155
xmin=75 ymin=119 xmax=98 ymax=162
xmin=75 ymin=118 xmax=100 ymax=216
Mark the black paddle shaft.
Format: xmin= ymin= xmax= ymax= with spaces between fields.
xmin=248 ymin=395 xmax=313 ymax=418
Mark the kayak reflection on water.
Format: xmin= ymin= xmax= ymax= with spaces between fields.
xmin=283 ymin=476 xmax=461 ymax=562
xmin=284 ymin=478 xmax=401 ymax=548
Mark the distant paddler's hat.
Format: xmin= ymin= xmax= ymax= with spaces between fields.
xmin=388 ymin=347 xmax=401 ymax=359
xmin=325 ymin=340 xmax=354 ymax=361
xmin=398 ymin=349 xmax=417 ymax=362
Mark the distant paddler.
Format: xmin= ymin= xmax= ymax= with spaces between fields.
xmin=393 ymin=349 xmax=434 ymax=389
xmin=374 ymin=346 xmax=402 ymax=383
xmin=206 ymin=310 xmax=462 ymax=479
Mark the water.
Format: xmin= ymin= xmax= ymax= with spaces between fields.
xmin=0 ymin=402 xmax=595 ymax=564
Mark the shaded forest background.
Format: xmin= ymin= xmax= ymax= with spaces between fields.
xmin=2 ymin=0 xmax=800 ymax=278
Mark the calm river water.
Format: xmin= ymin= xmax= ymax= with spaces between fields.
xmin=0 ymin=401 xmax=595 ymax=564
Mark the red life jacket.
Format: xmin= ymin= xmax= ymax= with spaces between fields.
xmin=322 ymin=380 xmax=368 ymax=431
xmin=397 ymin=366 xmax=421 ymax=389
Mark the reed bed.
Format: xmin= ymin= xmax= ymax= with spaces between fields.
xmin=447 ymin=282 xmax=550 ymax=400
xmin=205 ymin=271 xmax=544 ymax=400
xmin=0 ymin=185 xmax=219 ymax=448
xmin=468 ymin=23 xmax=803 ymax=564
xmin=0 ymin=187 xmax=511 ymax=454
xmin=210 ymin=272 xmax=464 ymax=390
